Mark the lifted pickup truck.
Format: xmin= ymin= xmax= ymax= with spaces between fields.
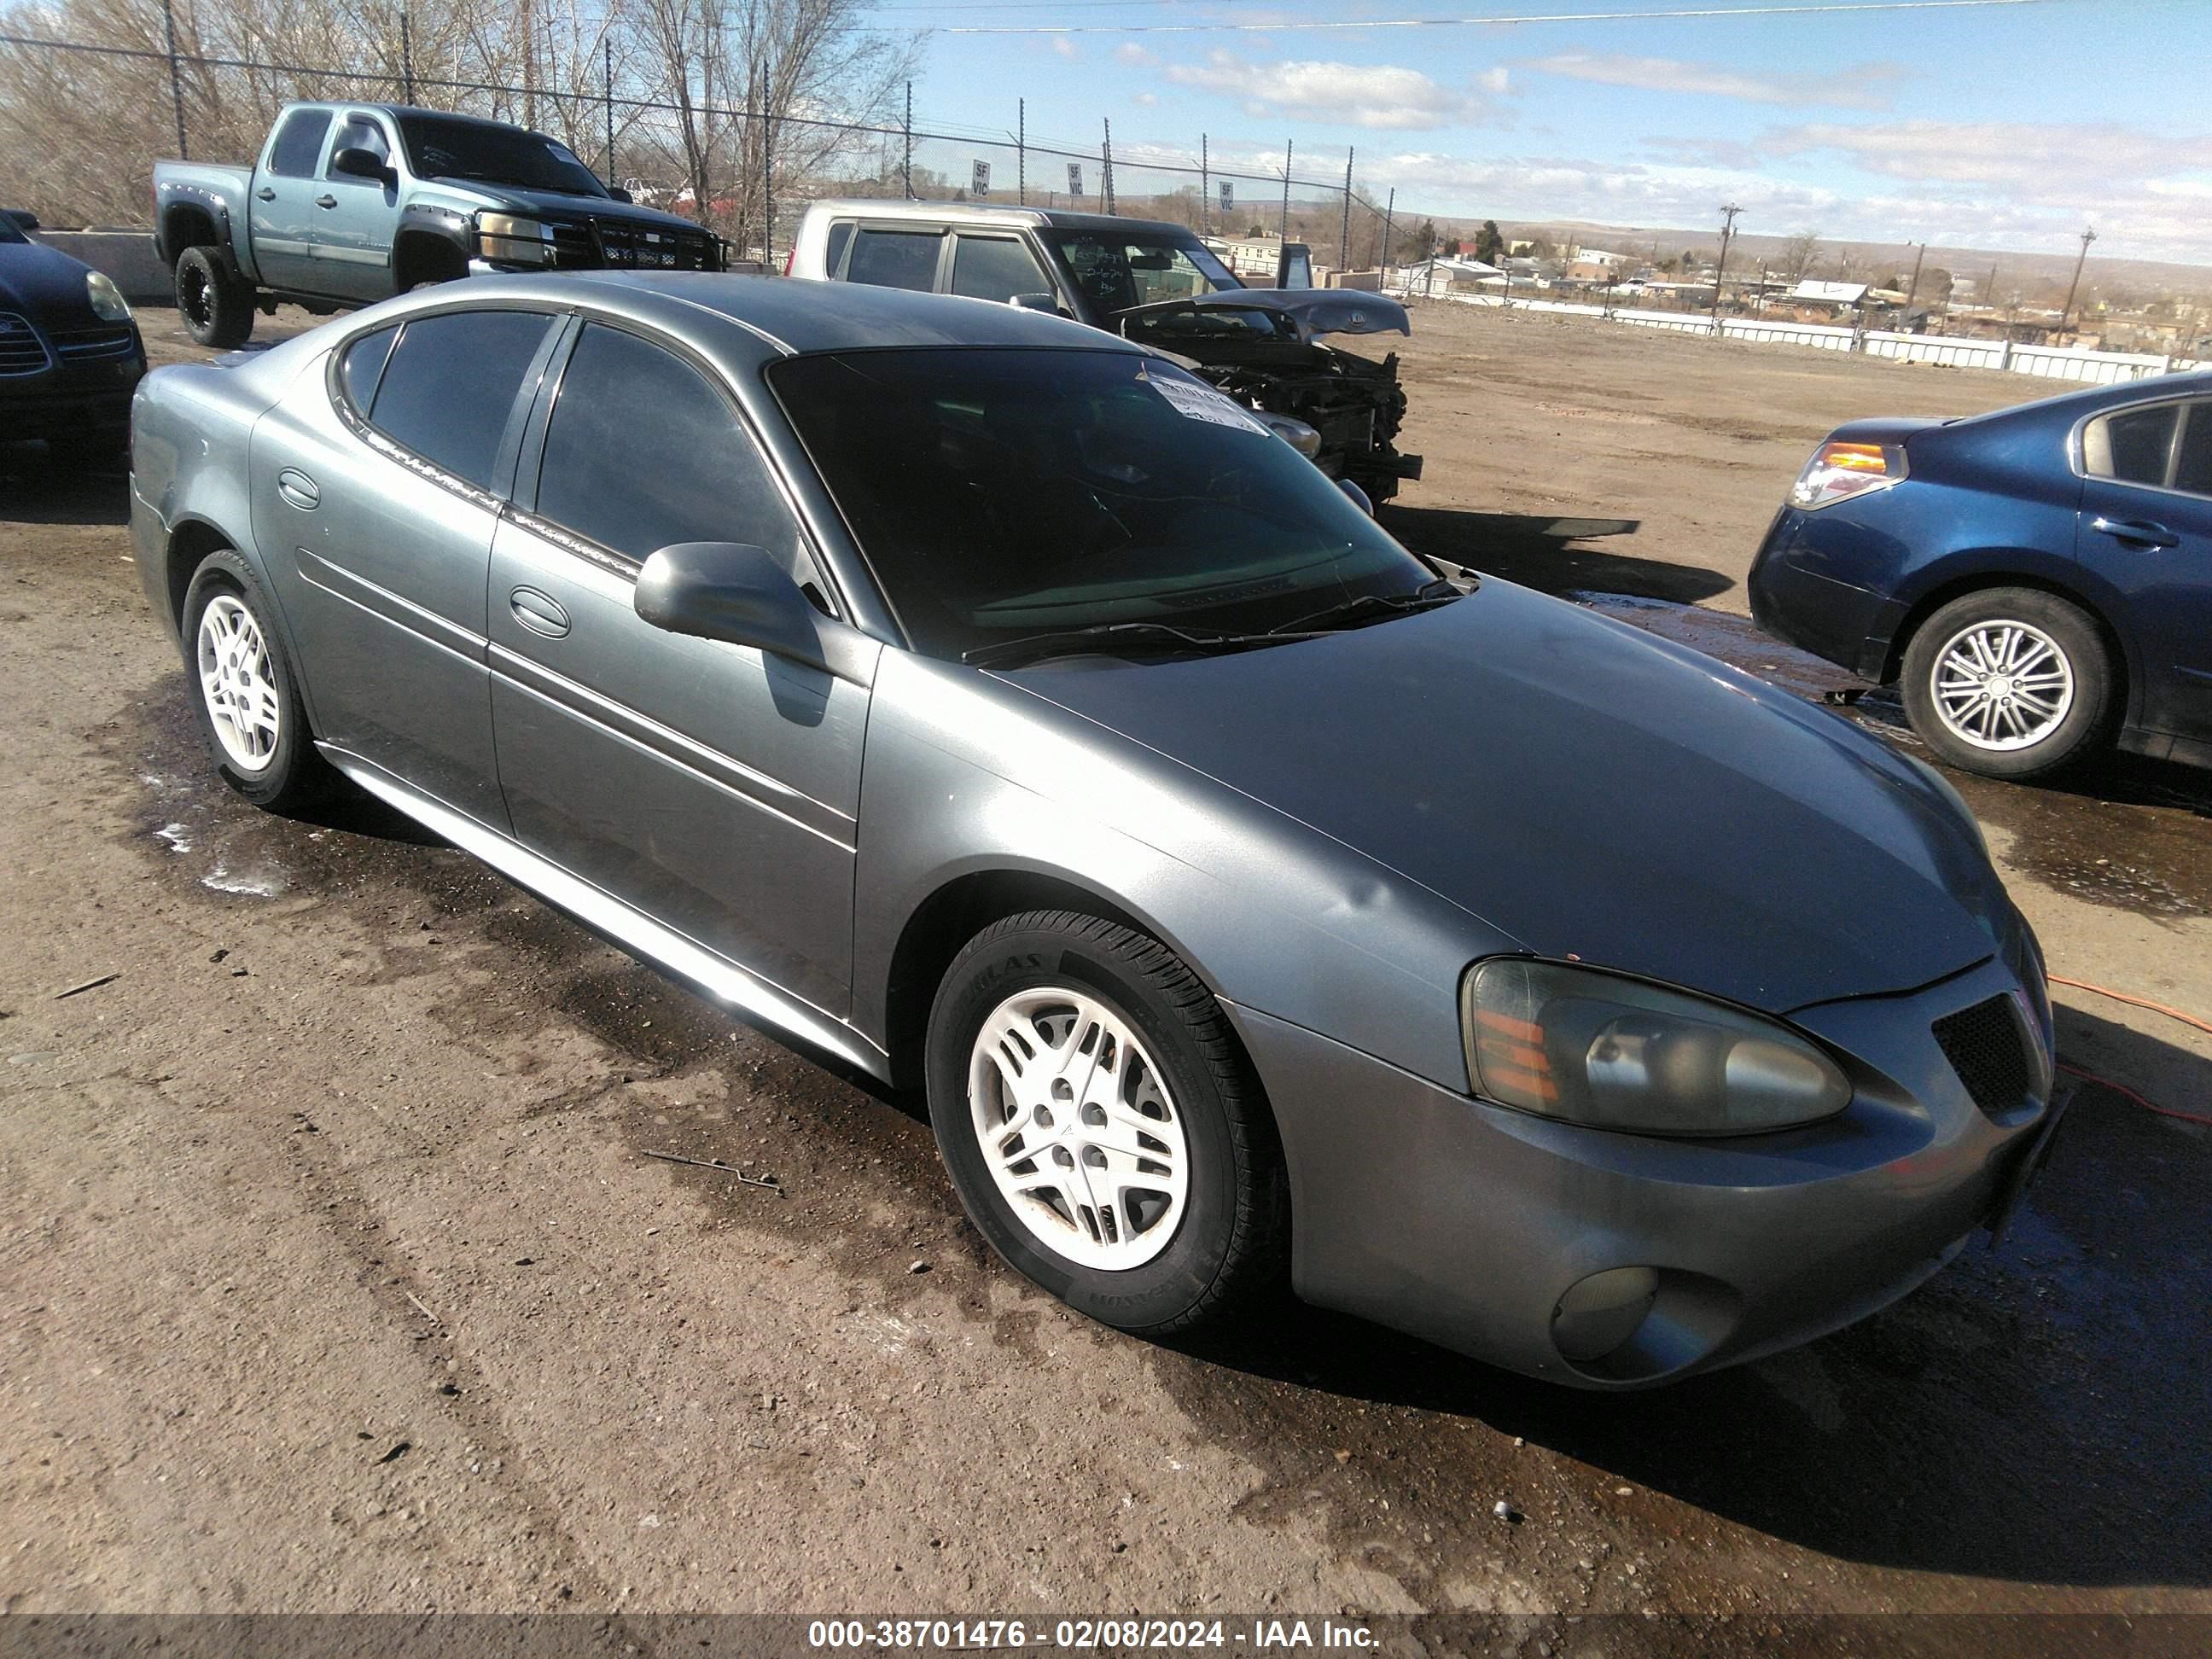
xmin=154 ymin=102 xmax=722 ymax=347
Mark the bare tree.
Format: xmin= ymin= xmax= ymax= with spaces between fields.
xmin=1777 ymin=229 xmax=1823 ymax=283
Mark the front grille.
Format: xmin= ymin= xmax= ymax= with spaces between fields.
xmin=1932 ymin=994 xmax=2033 ymax=1116
xmin=48 ymin=323 xmax=137 ymax=361
xmin=0 ymin=311 xmax=50 ymax=375
xmin=549 ymin=218 xmax=715 ymax=272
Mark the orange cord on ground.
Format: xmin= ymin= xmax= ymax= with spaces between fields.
xmin=2046 ymin=975 xmax=2212 ymax=1127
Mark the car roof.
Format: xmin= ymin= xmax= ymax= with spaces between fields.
xmin=800 ymin=199 xmax=1200 ymax=241
xmin=462 ymin=271 xmax=1144 ymax=358
xmin=1951 ymin=364 xmax=2212 ymax=429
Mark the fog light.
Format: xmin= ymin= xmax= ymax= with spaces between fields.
xmin=1551 ymin=1267 xmax=1659 ymax=1363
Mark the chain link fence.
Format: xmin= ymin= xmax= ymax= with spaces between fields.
xmin=0 ymin=17 xmax=1411 ymax=277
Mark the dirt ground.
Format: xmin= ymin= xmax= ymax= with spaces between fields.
xmin=2 ymin=300 xmax=2209 ymax=1637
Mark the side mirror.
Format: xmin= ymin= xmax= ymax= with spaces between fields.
xmin=607 ymin=185 xmax=634 ymax=204
xmin=333 ymin=147 xmax=394 ymax=185
xmin=5 ymin=208 xmax=39 ymax=233
xmin=1008 ymin=292 xmax=1060 ymax=313
xmin=634 ymin=541 xmax=832 ymax=674
xmin=1336 ymin=477 xmax=1374 ymax=516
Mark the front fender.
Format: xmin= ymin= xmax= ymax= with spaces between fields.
xmin=850 ymin=649 xmax=1517 ymax=1092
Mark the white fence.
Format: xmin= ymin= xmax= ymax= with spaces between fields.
xmin=1399 ymin=288 xmax=2203 ymax=387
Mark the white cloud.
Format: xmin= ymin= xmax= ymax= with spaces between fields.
xmin=1133 ymin=90 xmax=1159 ymax=107
xmin=1164 ymin=51 xmax=1497 ymax=131
xmin=1528 ymin=52 xmax=1904 ymax=112
xmin=1051 ymin=35 xmax=1078 ymax=61
xmin=1115 ymin=43 xmax=1158 ymax=67
xmin=1478 ymin=67 xmax=1512 ymax=96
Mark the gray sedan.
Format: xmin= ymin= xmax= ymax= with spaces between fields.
xmin=131 ymin=273 xmax=2061 ymax=1386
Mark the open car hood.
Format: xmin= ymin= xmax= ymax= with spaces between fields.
xmin=1119 ymin=289 xmax=1411 ymax=346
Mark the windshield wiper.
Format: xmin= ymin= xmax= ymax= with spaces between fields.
xmin=962 ymin=620 xmax=1306 ymax=670
xmin=1271 ymin=578 xmax=1461 ymax=637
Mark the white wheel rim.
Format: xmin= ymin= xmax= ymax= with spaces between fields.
xmin=967 ymin=987 xmax=1190 ymax=1272
xmin=196 ymin=594 xmax=282 ymax=773
xmin=1930 ymin=619 xmax=2075 ymax=753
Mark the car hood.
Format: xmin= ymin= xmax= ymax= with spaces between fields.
xmin=1004 ymin=581 xmax=2005 ymax=1014
xmin=0 ymin=237 xmax=101 ymax=323
xmin=427 ymin=183 xmax=707 ymax=237
xmin=1123 ymin=288 xmax=1411 ymax=344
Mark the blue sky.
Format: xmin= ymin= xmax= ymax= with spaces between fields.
xmin=876 ymin=0 xmax=2212 ymax=264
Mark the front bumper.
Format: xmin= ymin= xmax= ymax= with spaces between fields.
xmin=1232 ymin=953 xmax=2052 ymax=1387
xmin=0 ymin=349 xmax=145 ymax=439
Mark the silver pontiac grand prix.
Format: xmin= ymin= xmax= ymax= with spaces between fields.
xmin=131 ymin=272 xmax=2063 ymax=1387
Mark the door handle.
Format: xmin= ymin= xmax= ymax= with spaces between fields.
xmin=509 ymin=586 xmax=571 ymax=639
xmin=2091 ymin=516 xmax=2179 ymax=549
xmin=255 ymin=186 xmax=276 ymax=201
xmin=275 ymin=468 xmax=319 ymax=511
xmin=315 ymin=194 xmax=338 ymax=209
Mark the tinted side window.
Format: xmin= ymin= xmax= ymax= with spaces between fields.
xmin=2173 ymin=404 xmax=2212 ymax=498
xmin=535 ymin=323 xmax=806 ymax=577
xmin=2093 ymin=404 xmax=2178 ymax=486
xmin=268 ymin=109 xmax=332 ymax=179
xmin=340 ymin=325 xmax=398 ymax=411
xmin=327 ymin=115 xmax=391 ymax=179
xmin=846 ymin=228 xmax=942 ymax=292
xmin=824 ymin=221 xmax=854 ymax=275
xmin=369 ymin=311 xmax=552 ymax=489
xmin=951 ymin=236 xmax=1051 ymax=304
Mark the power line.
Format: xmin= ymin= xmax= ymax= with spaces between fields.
xmin=934 ymin=0 xmax=2050 ymax=37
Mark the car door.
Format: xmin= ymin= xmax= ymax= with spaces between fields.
xmin=254 ymin=305 xmax=562 ymax=826
xmin=487 ymin=318 xmax=875 ymax=1015
xmin=249 ymin=107 xmax=335 ymax=293
xmin=2075 ymin=394 xmax=2212 ymax=745
xmin=311 ymin=110 xmax=399 ymax=301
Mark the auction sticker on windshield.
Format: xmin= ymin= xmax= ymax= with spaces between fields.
xmin=1144 ymin=371 xmax=1268 ymax=436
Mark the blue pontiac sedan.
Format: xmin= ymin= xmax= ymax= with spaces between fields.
xmin=1749 ymin=371 xmax=2212 ymax=780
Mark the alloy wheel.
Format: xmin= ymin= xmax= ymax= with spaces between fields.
xmin=196 ymin=595 xmax=282 ymax=772
xmin=966 ymin=987 xmax=1190 ymax=1271
xmin=1930 ymin=619 xmax=2075 ymax=753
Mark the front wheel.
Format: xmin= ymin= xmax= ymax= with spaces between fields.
xmin=1899 ymin=586 xmax=2114 ymax=780
xmin=180 ymin=550 xmax=329 ymax=810
xmin=174 ymin=246 xmax=254 ymax=349
xmin=925 ymin=911 xmax=1287 ymax=1336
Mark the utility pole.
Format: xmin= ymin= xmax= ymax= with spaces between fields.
xmin=1338 ymin=148 xmax=1353 ymax=274
xmin=1905 ymin=241 xmax=1926 ymax=308
xmin=1380 ymin=186 xmax=1395 ymax=288
xmin=602 ymin=38 xmax=615 ymax=185
xmin=1710 ymin=202 xmax=1742 ymax=331
xmin=1103 ymin=119 xmax=1115 ymax=214
xmin=2060 ymin=225 xmax=2097 ymax=335
xmin=1016 ymin=100 xmax=1025 ymax=207
xmin=902 ymin=82 xmax=912 ymax=200
xmin=401 ymin=10 xmax=416 ymax=104
xmin=161 ymin=0 xmax=187 ymax=159
xmin=1279 ymin=139 xmax=1292 ymax=240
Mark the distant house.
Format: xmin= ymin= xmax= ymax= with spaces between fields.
xmin=1564 ymin=248 xmax=1625 ymax=282
xmin=1790 ymin=279 xmax=1871 ymax=309
xmin=1398 ymin=256 xmax=1504 ymax=294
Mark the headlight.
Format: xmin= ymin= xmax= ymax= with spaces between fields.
xmin=1462 ymin=959 xmax=1851 ymax=1137
xmin=86 ymin=271 xmax=132 ymax=322
xmin=1788 ymin=439 xmax=1907 ymax=509
xmin=476 ymin=212 xmax=552 ymax=266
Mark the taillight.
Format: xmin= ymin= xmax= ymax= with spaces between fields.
xmin=1789 ymin=439 xmax=1908 ymax=509
xmin=783 ymin=242 xmax=795 ymax=276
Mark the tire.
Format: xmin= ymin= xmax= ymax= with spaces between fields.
xmin=1900 ymin=586 xmax=2114 ymax=781
xmin=180 ymin=550 xmax=329 ymax=811
xmin=174 ymin=245 xmax=255 ymax=349
xmin=925 ymin=911 xmax=1287 ymax=1336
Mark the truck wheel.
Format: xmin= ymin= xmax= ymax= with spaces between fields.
xmin=175 ymin=246 xmax=254 ymax=349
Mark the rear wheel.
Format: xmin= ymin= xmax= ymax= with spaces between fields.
xmin=174 ymin=246 xmax=254 ymax=349
xmin=1900 ymin=587 xmax=2114 ymax=780
xmin=925 ymin=911 xmax=1286 ymax=1336
xmin=181 ymin=550 xmax=329 ymax=810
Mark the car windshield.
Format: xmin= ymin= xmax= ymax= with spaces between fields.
xmin=395 ymin=114 xmax=607 ymax=197
xmin=1043 ymin=231 xmax=1240 ymax=321
xmin=769 ymin=347 xmax=1439 ymax=662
